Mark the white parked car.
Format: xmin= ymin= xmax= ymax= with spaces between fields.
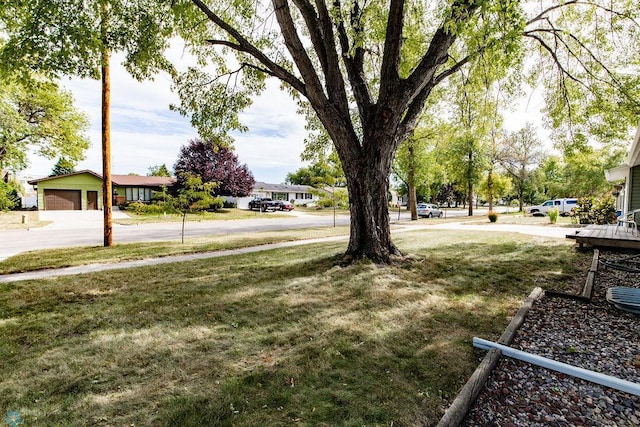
xmin=417 ymin=203 xmax=443 ymax=218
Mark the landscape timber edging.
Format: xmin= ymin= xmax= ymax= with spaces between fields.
xmin=436 ymin=286 xmax=544 ymax=427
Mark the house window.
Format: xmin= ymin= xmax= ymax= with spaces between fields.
xmin=304 ymin=193 xmax=313 ymax=199
xmin=125 ymin=187 xmax=152 ymax=201
xmin=273 ymin=192 xmax=288 ymax=200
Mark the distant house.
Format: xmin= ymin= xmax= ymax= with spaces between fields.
xmin=234 ymin=181 xmax=319 ymax=209
xmin=605 ymin=124 xmax=640 ymax=215
xmin=27 ymin=170 xmax=319 ymax=211
xmin=27 ymin=170 xmax=174 ymax=210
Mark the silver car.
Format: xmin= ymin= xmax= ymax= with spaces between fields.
xmin=417 ymin=203 xmax=443 ymax=218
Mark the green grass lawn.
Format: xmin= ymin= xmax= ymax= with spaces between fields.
xmin=0 ymin=211 xmax=50 ymax=230
xmin=0 ymin=229 xmax=588 ymax=426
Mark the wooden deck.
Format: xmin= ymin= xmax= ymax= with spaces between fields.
xmin=570 ymin=224 xmax=640 ymax=250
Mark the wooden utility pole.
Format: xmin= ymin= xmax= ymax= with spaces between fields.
xmin=101 ymin=2 xmax=112 ymax=247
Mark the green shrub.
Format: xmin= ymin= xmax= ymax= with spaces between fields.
xmin=488 ymin=211 xmax=498 ymax=222
xmin=0 ymin=180 xmax=20 ymax=211
xmin=121 ymin=201 xmax=179 ymax=215
xmin=208 ymin=197 xmax=225 ymax=212
xmin=570 ymin=196 xmax=617 ymax=225
xmin=548 ymin=207 xmax=559 ymax=224
xmin=316 ymin=197 xmax=334 ymax=208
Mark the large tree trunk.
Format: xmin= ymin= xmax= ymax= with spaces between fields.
xmin=344 ymin=172 xmax=401 ymax=263
xmin=408 ymin=182 xmax=418 ymax=220
xmin=467 ymin=152 xmax=473 ymax=216
xmin=487 ymin=168 xmax=494 ymax=211
xmin=407 ymin=142 xmax=418 ymax=220
xmin=518 ymin=185 xmax=524 ymax=212
xmin=340 ymin=141 xmax=402 ymax=264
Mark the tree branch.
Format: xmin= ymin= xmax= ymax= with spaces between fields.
xmin=379 ymin=0 xmax=405 ymax=92
xmin=335 ymin=0 xmax=373 ymax=120
xmin=526 ymin=0 xmax=640 ymax=28
xmin=290 ymin=0 xmax=330 ymax=77
xmin=524 ymin=33 xmax=585 ymax=87
xmin=433 ymin=55 xmax=472 ymax=86
xmin=190 ymin=0 xmax=307 ymax=95
xmin=403 ymin=0 xmax=479 ymax=105
xmin=308 ymin=0 xmax=351 ymax=116
xmin=271 ymin=0 xmax=327 ymax=103
xmin=526 ymin=0 xmax=578 ymax=26
xmin=205 ymin=39 xmax=241 ymax=50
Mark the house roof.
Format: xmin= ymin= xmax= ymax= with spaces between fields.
xmin=26 ymin=170 xmax=314 ymax=192
xmin=27 ymin=170 xmax=102 ymax=184
xmin=111 ymin=174 xmax=174 ymax=186
xmin=627 ymin=123 xmax=640 ymax=168
xmin=253 ymin=181 xmax=314 ymax=193
xmin=27 ymin=170 xmax=174 ymax=187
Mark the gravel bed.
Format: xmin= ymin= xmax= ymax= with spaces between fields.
xmin=463 ymin=250 xmax=640 ymax=427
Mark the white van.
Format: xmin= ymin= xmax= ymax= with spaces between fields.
xmin=527 ymin=198 xmax=578 ymax=216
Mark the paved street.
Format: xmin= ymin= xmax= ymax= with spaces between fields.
xmin=0 ymin=210 xmax=348 ymax=261
xmin=0 ymin=206 xmax=515 ymax=261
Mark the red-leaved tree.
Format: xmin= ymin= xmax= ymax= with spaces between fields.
xmin=173 ymin=138 xmax=255 ymax=197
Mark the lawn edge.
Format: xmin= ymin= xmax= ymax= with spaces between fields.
xmin=436 ymin=286 xmax=544 ymax=427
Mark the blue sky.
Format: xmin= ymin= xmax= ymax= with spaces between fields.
xmin=23 ymin=53 xmax=308 ymax=184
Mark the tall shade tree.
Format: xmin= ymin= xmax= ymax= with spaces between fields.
xmin=393 ymin=125 xmax=440 ymax=220
xmin=173 ymin=138 xmax=255 ymax=197
xmin=0 ymin=76 xmax=89 ymax=173
xmin=499 ymin=123 xmax=544 ymax=212
xmin=147 ymin=164 xmax=172 ymax=177
xmin=286 ymin=152 xmax=345 ymax=187
xmin=0 ymin=0 xmax=174 ymax=246
xmin=443 ymin=67 xmax=500 ymax=216
xmin=561 ymin=147 xmax=626 ymax=197
xmin=50 ymin=157 xmax=77 ymax=176
xmin=165 ymin=0 xmax=638 ymax=263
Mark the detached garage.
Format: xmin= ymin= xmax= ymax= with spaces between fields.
xmin=28 ymin=170 xmax=175 ymax=211
xmin=28 ymin=170 xmax=103 ymax=211
xmin=44 ymin=189 xmax=82 ymax=210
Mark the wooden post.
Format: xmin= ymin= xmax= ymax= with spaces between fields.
xmin=101 ymin=1 xmax=112 ymax=247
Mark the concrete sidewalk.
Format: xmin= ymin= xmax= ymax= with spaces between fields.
xmin=0 ymin=221 xmax=579 ymax=284
xmin=0 ymin=236 xmax=349 ymax=283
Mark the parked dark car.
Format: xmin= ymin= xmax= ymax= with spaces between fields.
xmin=263 ymin=201 xmax=280 ymax=211
xmin=273 ymin=201 xmax=295 ymax=211
xmin=248 ymin=197 xmax=272 ymax=210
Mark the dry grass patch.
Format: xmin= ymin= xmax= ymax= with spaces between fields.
xmin=0 ymin=211 xmax=50 ymax=230
xmin=0 ymin=230 xmax=591 ymax=426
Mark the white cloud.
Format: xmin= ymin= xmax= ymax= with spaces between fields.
xmin=23 ymin=55 xmax=307 ymax=183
